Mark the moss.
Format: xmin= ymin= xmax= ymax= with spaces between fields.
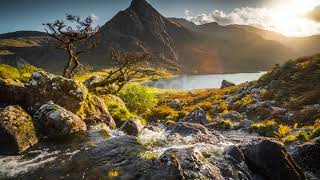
xmin=139 ymin=150 xmax=159 ymax=160
xmin=283 ymin=130 xmax=309 ymax=144
xmin=235 ymin=94 xmax=254 ymax=107
xmin=251 ymin=120 xmax=278 ymax=137
xmin=310 ymin=127 xmax=320 ymax=139
xmin=217 ymin=119 xmax=233 ymax=129
xmin=107 ymin=102 xmax=134 ymax=124
xmin=0 ymin=64 xmax=20 ymax=80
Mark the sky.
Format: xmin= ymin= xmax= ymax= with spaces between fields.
xmin=0 ymin=0 xmax=320 ymax=36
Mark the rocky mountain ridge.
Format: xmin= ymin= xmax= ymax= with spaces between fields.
xmin=1 ymin=0 xmax=320 ymax=74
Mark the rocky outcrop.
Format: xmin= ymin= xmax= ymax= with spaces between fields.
xmin=0 ymin=105 xmax=38 ymax=154
xmin=240 ymin=139 xmax=305 ymax=180
xmin=161 ymin=147 xmax=224 ymax=179
xmin=221 ymin=80 xmax=235 ymax=89
xmin=120 ymin=118 xmax=144 ymax=136
xmin=182 ymin=107 xmax=209 ymax=125
xmin=26 ymin=71 xmax=88 ymax=113
xmin=33 ymin=102 xmax=87 ymax=138
xmin=291 ymin=137 xmax=320 ymax=177
xmin=0 ymin=78 xmax=26 ymax=107
xmin=26 ymin=72 xmax=115 ymax=128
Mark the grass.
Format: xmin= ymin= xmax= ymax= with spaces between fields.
xmin=0 ymin=50 xmax=14 ymax=55
xmin=0 ymin=38 xmax=40 ymax=47
xmin=0 ymin=64 xmax=42 ymax=83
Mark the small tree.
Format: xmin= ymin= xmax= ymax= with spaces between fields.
xmin=43 ymin=14 xmax=100 ymax=78
xmin=87 ymin=49 xmax=150 ymax=94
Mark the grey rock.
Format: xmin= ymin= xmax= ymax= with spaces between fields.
xmin=182 ymin=107 xmax=209 ymax=125
xmin=221 ymin=80 xmax=235 ymax=89
xmin=33 ymin=102 xmax=87 ymax=138
xmin=120 ymin=118 xmax=144 ymax=136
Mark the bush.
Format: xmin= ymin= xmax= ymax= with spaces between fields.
xmin=283 ymin=130 xmax=309 ymax=144
xmin=217 ymin=119 xmax=232 ymax=130
xmin=251 ymin=120 xmax=278 ymax=137
xmin=310 ymin=127 xmax=320 ymax=139
xmin=0 ymin=64 xmax=20 ymax=79
xmin=119 ymin=85 xmax=158 ymax=114
xmin=275 ymin=125 xmax=292 ymax=138
xmin=150 ymin=106 xmax=178 ymax=120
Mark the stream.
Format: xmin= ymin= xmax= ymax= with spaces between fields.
xmin=0 ymin=124 xmax=259 ymax=179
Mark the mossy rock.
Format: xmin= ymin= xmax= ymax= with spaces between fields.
xmin=0 ymin=78 xmax=27 ymax=107
xmin=0 ymin=105 xmax=38 ymax=154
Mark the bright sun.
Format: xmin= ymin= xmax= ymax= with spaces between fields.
xmin=267 ymin=0 xmax=320 ymax=36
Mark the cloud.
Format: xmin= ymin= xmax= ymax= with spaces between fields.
xmin=185 ymin=6 xmax=320 ymax=37
xmin=308 ymin=5 xmax=320 ymax=22
xmin=90 ymin=14 xmax=99 ymax=22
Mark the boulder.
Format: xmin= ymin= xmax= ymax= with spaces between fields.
xmin=26 ymin=72 xmax=115 ymax=128
xmin=0 ymin=78 xmax=27 ymax=107
xmin=80 ymin=94 xmax=116 ymax=129
xmin=167 ymin=122 xmax=210 ymax=136
xmin=291 ymin=137 xmax=320 ymax=177
xmin=161 ymin=147 xmax=224 ymax=179
xmin=26 ymin=71 xmax=88 ymax=113
xmin=0 ymin=105 xmax=38 ymax=154
xmin=240 ymin=139 xmax=305 ymax=180
xmin=33 ymin=102 xmax=87 ymax=138
xmin=120 ymin=118 xmax=144 ymax=136
xmin=221 ymin=80 xmax=235 ymax=89
xmin=221 ymin=111 xmax=242 ymax=121
xmin=182 ymin=107 xmax=209 ymax=125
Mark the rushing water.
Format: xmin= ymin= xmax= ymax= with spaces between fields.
xmin=0 ymin=124 xmax=257 ymax=179
xmin=145 ymin=72 xmax=267 ymax=90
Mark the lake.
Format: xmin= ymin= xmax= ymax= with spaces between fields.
xmin=145 ymin=72 xmax=267 ymax=90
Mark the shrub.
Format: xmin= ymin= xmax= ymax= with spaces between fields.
xmin=251 ymin=120 xmax=278 ymax=137
xmin=283 ymin=130 xmax=309 ymax=144
xmin=217 ymin=119 xmax=233 ymax=130
xmin=150 ymin=106 xmax=178 ymax=120
xmin=310 ymin=127 xmax=320 ymax=139
xmin=234 ymin=94 xmax=254 ymax=108
xmin=275 ymin=125 xmax=292 ymax=138
xmin=119 ymin=85 xmax=158 ymax=114
xmin=0 ymin=64 xmax=20 ymax=79
xmin=198 ymin=101 xmax=213 ymax=111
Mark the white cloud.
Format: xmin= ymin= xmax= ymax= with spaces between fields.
xmin=185 ymin=5 xmax=320 ymax=37
xmin=90 ymin=14 xmax=99 ymax=22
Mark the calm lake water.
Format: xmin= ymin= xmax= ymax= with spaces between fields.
xmin=145 ymin=72 xmax=267 ymax=90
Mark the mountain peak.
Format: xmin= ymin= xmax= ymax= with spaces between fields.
xmin=130 ymin=0 xmax=150 ymax=9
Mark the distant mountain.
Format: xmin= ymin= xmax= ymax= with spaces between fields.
xmin=97 ymin=0 xmax=193 ymax=70
xmin=1 ymin=0 xmax=320 ymax=74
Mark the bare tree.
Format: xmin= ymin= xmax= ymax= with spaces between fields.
xmin=86 ymin=49 xmax=150 ymax=95
xmin=43 ymin=14 xmax=100 ymax=78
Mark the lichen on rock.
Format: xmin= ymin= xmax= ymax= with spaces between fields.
xmin=0 ymin=105 xmax=38 ymax=154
